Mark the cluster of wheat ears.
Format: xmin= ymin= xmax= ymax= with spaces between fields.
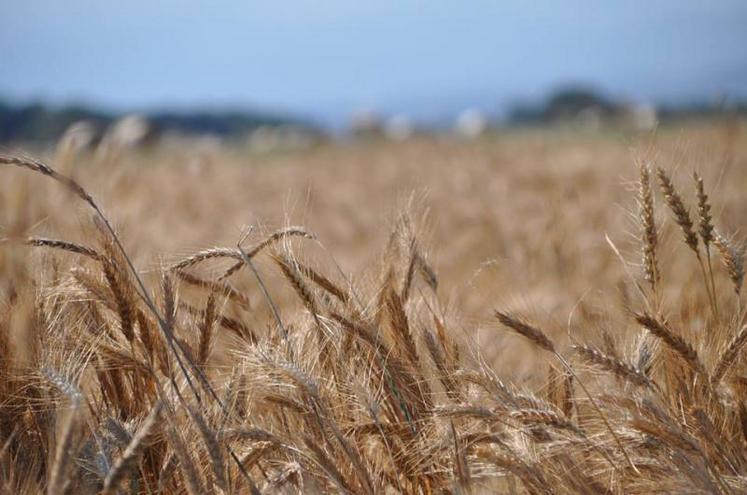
xmin=0 ymin=150 xmax=746 ymax=494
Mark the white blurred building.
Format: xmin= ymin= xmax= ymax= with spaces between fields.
xmin=384 ymin=115 xmax=414 ymax=141
xmin=455 ymin=109 xmax=488 ymax=138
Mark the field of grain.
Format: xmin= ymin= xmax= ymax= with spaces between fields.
xmin=0 ymin=120 xmax=746 ymax=493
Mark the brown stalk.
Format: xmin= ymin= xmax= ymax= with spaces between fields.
xmin=657 ymin=167 xmax=717 ymax=316
xmin=25 ymin=237 xmax=103 ymax=262
xmin=1 ymin=154 xmax=258 ymax=488
xmin=166 ymin=426 xmax=205 ymax=495
xmin=176 ymin=270 xmax=250 ymax=310
xmin=635 ymin=312 xmax=704 ymax=374
xmin=695 ymin=172 xmax=718 ymax=316
xmin=188 ymin=405 xmax=228 ymax=492
xmin=386 ymin=288 xmax=420 ymax=367
xmin=292 ymin=258 xmax=350 ymax=304
xmin=657 ymin=167 xmax=699 ymax=253
xmin=711 ymin=324 xmax=747 ymax=385
xmin=102 ymin=401 xmax=162 ymax=493
xmin=197 ymin=291 xmax=218 ymax=365
xmin=714 ymin=233 xmax=745 ymax=298
xmin=639 ymin=164 xmax=660 ymax=295
xmin=494 ymin=311 xmax=638 ymax=473
xmin=47 ymin=396 xmax=81 ymax=495
xmin=494 ymin=311 xmax=555 ymax=353
xmin=573 ymin=344 xmax=652 ymax=388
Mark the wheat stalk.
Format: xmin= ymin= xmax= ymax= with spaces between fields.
xmin=635 ymin=312 xmax=705 ymax=374
xmin=657 ymin=167 xmax=699 ymax=253
xmin=712 ymin=324 xmax=747 ymax=385
xmin=714 ymin=233 xmax=745 ymax=297
xmin=639 ymin=163 xmax=660 ymax=292
xmin=102 ymin=401 xmax=162 ymax=493
xmin=573 ymin=344 xmax=652 ymax=388
xmin=495 ymin=311 xmax=555 ymax=353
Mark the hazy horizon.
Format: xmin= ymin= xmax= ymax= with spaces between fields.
xmin=3 ymin=1 xmax=746 ymax=127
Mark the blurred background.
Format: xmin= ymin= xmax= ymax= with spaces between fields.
xmin=2 ymin=1 xmax=747 ymax=376
xmin=2 ymin=1 xmax=746 ymax=145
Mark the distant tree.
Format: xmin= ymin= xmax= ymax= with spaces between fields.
xmin=0 ymin=100 xmax=110 ymax=143
xmin=0 ymin=100 xmax=316 ymax=144
xmin=506 ymin=103 xmax=544 ymax=125
xmin=543 ymin=88 xmax=615 ymax=121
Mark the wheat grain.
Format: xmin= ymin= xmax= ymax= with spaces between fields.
xmin=495 ymin=311 xmax=555 ymax=353
xmin=102 ymin=401 xmax=162 ymax=493
xmin=573 ymin=344 xmax=652 ymax=388
xmin=635 ymin=312 xmax=704 ymax=374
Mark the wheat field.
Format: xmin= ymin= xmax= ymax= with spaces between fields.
xmin=0 ymin=119 xmax=746 ymax=493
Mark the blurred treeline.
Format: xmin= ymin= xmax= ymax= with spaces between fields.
xmin=1 ymin=88 xmax=745 ymax=144
xmin=0 ymin=99 xmax=303 ymax=144
xmin=507 ymin=88 xmax=746 ymax=125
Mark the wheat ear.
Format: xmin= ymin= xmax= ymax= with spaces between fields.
xmin=102 ymin=401 xmax=162 ymax=493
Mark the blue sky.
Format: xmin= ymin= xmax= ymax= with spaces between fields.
xmin=2 ymin=1 xmax=746 ymax=126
